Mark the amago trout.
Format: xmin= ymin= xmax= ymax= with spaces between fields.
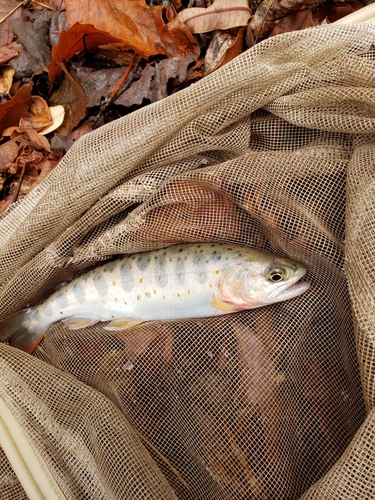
xmin=0 ymin=242 xmax=310 ymax=353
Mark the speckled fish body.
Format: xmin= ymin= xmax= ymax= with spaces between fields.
xmin=1 ymin=242 xmax=310 ymax=352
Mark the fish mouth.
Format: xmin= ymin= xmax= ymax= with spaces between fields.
xmin=282 ymin=281 xmax=311 ymax=301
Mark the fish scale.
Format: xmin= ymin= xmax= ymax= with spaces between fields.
xmin=0 ymin=242 xmax=310 ymax=353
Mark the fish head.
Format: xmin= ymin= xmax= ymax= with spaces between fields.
xmin=219 ymin=249 xmax=310 ymax=309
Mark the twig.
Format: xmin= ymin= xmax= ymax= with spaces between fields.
xmin=0 ymin=1 xmax=26 ymax=25
xmin=0 ymin=0 xmax=55 ymax=25
xmin=31 ymin=1 xmax=56 ymax=10
xmin=109 ymin=52 xmax=141 ymax=103
xmin=10 ymin=160 xmax=26 ymax=206
xmin=254 ymin=0 xmax=278 ymax=44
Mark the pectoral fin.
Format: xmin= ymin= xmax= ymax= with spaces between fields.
xmin=210 ymin=294 xmax=236 ymax=313
xmin=62 ymin=318 xmax=99 ymax=330
xmin=103 ymin=318 xmax=144 ymax=331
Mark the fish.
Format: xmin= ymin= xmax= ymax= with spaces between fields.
xmin=0 ymin=242 xmax=310 ymax=353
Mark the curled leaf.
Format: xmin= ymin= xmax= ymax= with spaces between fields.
xmin=0 ymin=65 xmax=15 ymax=94
xmin=204 ymin=27 xmax=245 ymax=76
xmin=0 ymin=85 xmax=32 ymax=136
xmin=39 ymin=106 xmax=65 ymax=136
xmin=20 ymin=96 xmax=53 ymax=131
xmin=172 ymin=0 xmax=251 ymax=34
xmin=0 ymin=42 xmax=23 ymax=65
xmin=64 ymin=0 xmax=198 ymax=57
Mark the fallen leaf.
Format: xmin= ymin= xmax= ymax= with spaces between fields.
xmin=116 ymin=54 xmax=197 ymax=106
xmin=0 ymin=0 xmax=22 ymax=47
xmin=172 ymin=0 xmax=251 ymax=34
xmin=2 ymin=127 xmax=51 ymax=152
xmin=232 ymin=319 xmax=285 ymax=491
xmin=49 ymin=66 xmax=86 ymax=137
xmin=0 ymin=42 xmax=23 ymax=65
xmin=325 ymin=0 xmax=364 ymax=22
xmin=0 ymin=84 xmax=32 ymax=136
xmin=11 ymin=9 xmax=52 ymax=73
xmin=204 ymin=27 xmax=245 ymax=76
xmin=0 ymin=65 xmax=15 ymax=94
xmin=70 ymin=66 xmax=133 ymax=108
xmin=270 ymin=8 xmax=317 ymax=37
xmin=64 ymin=0 xmax=198 ymax=57
xmin=48 ymin=23 xmax=123 ymax=86
xmin=0 ymin=195 xmax=13 ymax=214
xmin=64 ymin=118 xmax=94 ymax=150
xmin=39 ymin=105 xmax=66 ymax=135
xmin=20 ymin=96 xmax=53 ymax=131
xmin=20 ymin=154 xmax=61 ymax=192
xmin=0 ymin=138 xmax=21 ymax=172
xmin=193 ymin=404 xmax=263 ymax=496
xmin=0 ymin=129 xmax=60 ymax=209
xmin=302 ymin=357 xmax=353 ymax=447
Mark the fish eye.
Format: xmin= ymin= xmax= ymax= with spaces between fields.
xmin=265 ymin=266 xmax=287 ymax=283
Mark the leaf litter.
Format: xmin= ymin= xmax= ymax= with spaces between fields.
xmin=0 ymin=0 xmax=365 ymax=212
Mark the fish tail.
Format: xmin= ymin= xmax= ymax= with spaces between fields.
xmin=0 ymin=309 xmax=45 ymax=353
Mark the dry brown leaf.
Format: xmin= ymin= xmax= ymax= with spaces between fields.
xmin=232 ymin=319 xmax=286 ymax=492
xmin=70 ymin=66 xmax=130 ymax=108
xmin=21 ymin=154 xmax=62 ymax=192
xmin=0 ymin=42 xmax=23 ymax=65
xmin=48 ymin=23 xmax=123 ymax=86
xmin=49 ymin=66 xmax=86 ymax=137
xmin=0 ymin=195 xmax=13 ymax=214
xmin=302 ymin=356 xmax=354 ymax=447
xmin=204 ymin=27 xmax=245 ymax=76
xmin=2 ymin=127 xmax=51 ymax=152
xmin=0 ymin=84 xmax=32 ymax=136
xmin=0 ymin=138 xmax=21 ymax=172
xmin=64 ymin=118 xmax=95 ymax=151
xmin=11 ymin=10 xmax=52 ymax=73
xmin=0 ymin=65 xmax=15 ymax=94
xmin=19 ymin=96 xmax=53 ymax=131
xmin=116 ymin=55 xmax=197 ymax=106
xmin=0 ymin=0 xmax=22 ymax=47
xmin=193 ymin=403 xmax=263 ymax=496
xmin=172 ymin=0 xmax=251 ymax=34
xmin=39 ymin=106 xmax=65 ymax=136
xmin=64 ymin=0 xmax=198 ymax=57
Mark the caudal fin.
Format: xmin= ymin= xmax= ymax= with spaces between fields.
xmin=0 ymin=310 xmax=45 ymax=353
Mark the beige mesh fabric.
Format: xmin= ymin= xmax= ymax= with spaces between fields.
xmin=1 ymin=22 xmax=375 ymax=499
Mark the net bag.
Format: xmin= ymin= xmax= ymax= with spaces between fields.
xmin=1 ymin=22 xmax=375 ymax=499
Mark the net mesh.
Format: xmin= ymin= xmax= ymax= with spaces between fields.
xmin=1 ymin=22 xmax=375 ymax=499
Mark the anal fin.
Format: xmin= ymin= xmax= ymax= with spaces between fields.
xmin=62 ymin=318 xmax=99 ymax=330
xmin=103 ymin=318 xmax=144 ymax=331
xmin=210 ymin=294 xmax=236 ymax=313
